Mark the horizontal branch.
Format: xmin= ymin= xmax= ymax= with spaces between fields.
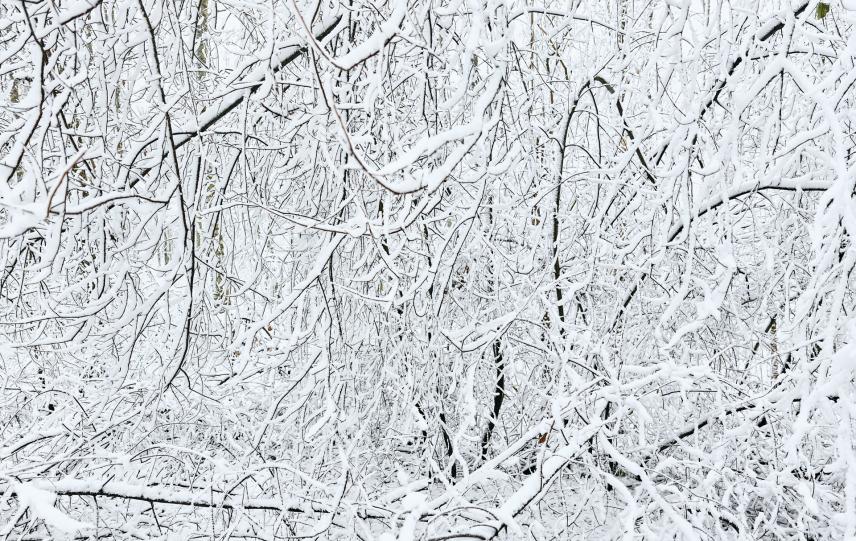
xmin=17 ymin=479 xmax=389 ymax=520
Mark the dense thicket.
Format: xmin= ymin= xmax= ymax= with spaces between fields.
xmin=2 ymin=0 xmax=856 ymax=539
